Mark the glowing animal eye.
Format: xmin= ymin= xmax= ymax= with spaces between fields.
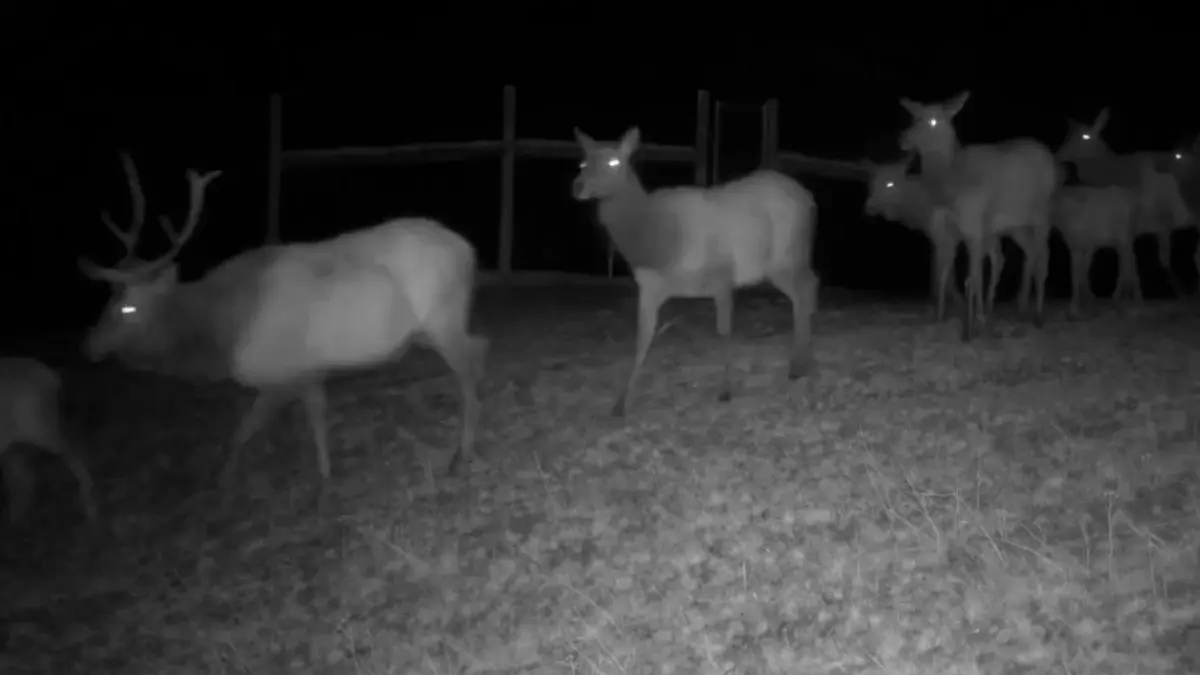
xmin=1176 ymin=152 xmax=1183 ymax=160
xmin=929 ymin=119 xmax=937 ymax=127
xmin=120 ymin=305 xmax=136 ymax=315
xmin=579 ymin=161 xmax=587 ymax=169
xmin=1082 ymin=134 xmax=1091 ymax=141
xmin=886 ymin=181 xmax=895 ymax=188
xmin=607 ymin=158 xmax=621 ymax=168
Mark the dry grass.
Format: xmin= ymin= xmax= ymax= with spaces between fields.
xmin=2 ymin=285 xmax=1199 ymax=674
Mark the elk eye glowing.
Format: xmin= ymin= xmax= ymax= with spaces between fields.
xmin=928 ymin=119 xmax=937 ymax=127
xmin=1082 ymin=134 xmax=1091 ymax=141
xmin=607 ymin=158 xmax=621 ymax=168
xmin=1176 ymin=152 xmax=1184 ymax=160
xmin=120 ymin=305 xmax=136 ymax=315
xmin=886 ymin=181 xmax=895 ymax=188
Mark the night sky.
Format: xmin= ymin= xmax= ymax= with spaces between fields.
xmin=4 ymin=8 xmax=1195 ymax=335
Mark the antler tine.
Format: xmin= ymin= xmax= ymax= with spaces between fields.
xmin=147 ymin=168 xmax=223 ymax=268
xmin=98 ymin=151 xmax=147 ymax=258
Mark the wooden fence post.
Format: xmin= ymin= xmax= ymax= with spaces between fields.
xmin=266 ymin=93 xmax=283 ymax=244
xmin=761 ymin=98 xmax=779 ymax=170
xmin=695 ymin=90 xmax=710 ymax=186
xmin=498 ymin=85 xmax=516 ymax=275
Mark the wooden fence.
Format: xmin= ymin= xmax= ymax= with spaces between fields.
xmin=267 ymin=86 xmax=872 ymax=277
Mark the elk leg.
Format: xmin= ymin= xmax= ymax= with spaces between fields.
xmin=962 ymin=240 xmax=985 ymax=342
xmin=713 ymin=286 xmax=735 ymax=403
xmin=936 ymin=242 xmax=957 ymax=323
xmin=41 ymin=427 xmax=99 ymax=525
xmin=1014 ymin=238 xmax=1034 ymax=315
xmin=1030 ymin=222 xmax=1051 ymax=329
xmin=769 ymin=266 xmax=816 ymax=380
xmin=614 ymin=284 xmax=668 ymax=417
xmin=2 ymin=448 xmax=35 ymax=525
xmin=985 ymin=238 xmax=1002 ymax=316
xmin=220 ymin=387 xmax=288 ymax=487
xmin=432 ymin=331 xmax=488 ymax=475
xmin=1069 ymin=246 xmax=1089 ymax=317
xmin=1158 ymin=232 xmax=1184 ymax=298
xmin=299 ymin=382 xmax=329 ymax=481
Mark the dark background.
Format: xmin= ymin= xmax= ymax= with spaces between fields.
xmin=4 ymin=6 xmax=1197 ymax=338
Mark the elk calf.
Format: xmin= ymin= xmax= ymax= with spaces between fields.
xmin=81 ymin=153 xmax=486 ymax=490
xmin=573 ymin=127 xmax=817 ymax=416
xmin=0 ymin=357 xmax=99 ymax=524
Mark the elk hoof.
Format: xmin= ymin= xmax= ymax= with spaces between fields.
xmin=788 ymin=356 xmax=811 ymax=380
xmin=610 ymin=398 xmax=627 ymax=418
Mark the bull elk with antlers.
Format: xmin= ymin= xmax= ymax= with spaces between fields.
xmin=899 ymin=92 xmax=1058 ymax=341
xmin=573 ymin=127 xmax=817 ymax=416
xmin=1058 ymin=108 xmax=1194 ymax=296
xmin=81 ymin=153 xmax=487 ymax=490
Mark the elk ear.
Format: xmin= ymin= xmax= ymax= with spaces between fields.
xmin=574 ymin=128 xmax=597 ymax=153
xmin=945 ymin=91 xmax=970 ymax=117
xmin=1092 ymin=107 xmax=1110 ymax=132
xmin=618 ymin=127 xmax=641 ymax=157
xmin=899 ymin=98 xmax=922 ymax=117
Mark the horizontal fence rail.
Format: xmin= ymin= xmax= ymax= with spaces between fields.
xmin=266 ymin=86 xmax=872 ymax=279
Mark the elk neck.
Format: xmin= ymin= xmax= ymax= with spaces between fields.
xmin=595 ymin=173 xmax=686 ymax=272
xmin=890 ymin=179 xmax=939 ymax=230
xmin=128 ymin=249 xmax=277 ymax=381
xmin=1072 ymin=152 xmax=1140 ymax=187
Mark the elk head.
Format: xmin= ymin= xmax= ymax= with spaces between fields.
xmin=573 ymin=127 xmax=640 ymax=200
xmin=899 ymin=91 xmax=969 ymax=160
xmin=80 ymin=153 xmax=222 ymax=363
xmin=864 ymin=158 xmax=913 ymax=217
xmin=1057 ymin=107 xmax=1110 ymax=163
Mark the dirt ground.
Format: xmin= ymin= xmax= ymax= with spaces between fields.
xmin=2 ymin=282 xmax=1198 ymax=674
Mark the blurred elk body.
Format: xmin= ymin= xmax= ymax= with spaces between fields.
xmin=82 ymin=154 xmax=485 ymax=486
xmin=1058 ymin=108 xmax=1194 ymax=295
xmin=1051 ymin=185 xmax=1140 ymax=315
xmin=0 ymin=357 xmax=98 ymax=525
xmin=573 ymin=127 xmax=817 ymax=416
xmin=866 ymin=159 xmax=1020 ymax=320
xmin=900 ymin=92 xmax=1058 ymax=341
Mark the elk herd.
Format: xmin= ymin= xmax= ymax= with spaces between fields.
xmin=867 ymin=92 xmax=1198 ymax=338
xmin=2 ymin=90 xmax=1197 ymax=526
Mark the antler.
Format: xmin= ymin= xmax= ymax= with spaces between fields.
xmin=99 ymin=151 xmax=147 ymax=265
xmin=81 ymin=164 xmax=223 ymax=284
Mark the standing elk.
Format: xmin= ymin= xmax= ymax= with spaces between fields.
xmin=1057 ymin=108 xmax=1194 ymax=296
xmin=864 ymin=158 xmax=1039 ymax=321
xmin=1051 ymin=185 xmax=1141 ymax=315
xmin=899 ymin=91 xmax=1058 ymax=341
xmin=572 ymin=127 xmax=817 ymax=416
xmin=0 ymin=357 xmax=99 ymax=525
xmin=81 ymin=154 xmax=486 ymax=492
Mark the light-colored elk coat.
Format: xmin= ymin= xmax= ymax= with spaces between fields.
xmin=900 ymin=92 xmax=1058 ymax=339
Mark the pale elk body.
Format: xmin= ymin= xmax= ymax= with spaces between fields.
xmin=1051 ymin=185 xmax=1140 ymax=315
xmin=1058 ymin=108 xmax=1194 ymax=295
xmin=0 ymin=357 xmax=99 ymax=524
xmin=572 ymin=127 xmax=818 ymax=416
xmin=899 ymin=92 xmax=1058 ymax=341
xmin=82 ymin=154 xmax=486 ymax=488
xmin=865 ymin=159 xmax=1023 ymax=320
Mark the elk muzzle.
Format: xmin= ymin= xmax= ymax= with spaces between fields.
xmin=572 ymin=176 xmax=592 ymax=201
